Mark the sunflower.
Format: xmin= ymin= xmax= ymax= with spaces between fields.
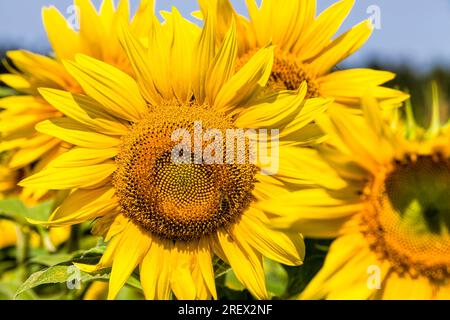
xmin=260 ymin=86 xmax=450 ymax=299
xmin=20 ymin=9 xmax=330 ymax=300
xmin=0 ymin=0 xmax=153 ymax=202
xmin=199 ymin=0 xmax=408 ymax=113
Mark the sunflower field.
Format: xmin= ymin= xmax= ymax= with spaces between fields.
xmin=0 ymin=0 xmax=449 ymax=302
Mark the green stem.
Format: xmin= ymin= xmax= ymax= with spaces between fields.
xmin=15 ymin=225 xmax=30 ymax=281
xmin=67 ymin=225 xmax=81 ymax=252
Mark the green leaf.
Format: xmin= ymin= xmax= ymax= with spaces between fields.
xmin=78 ymin=246 xmax=106 ymax=257
xmin=15 ymin=252 xmax=141 ymax=299
xmin=15 ymin=265 xmax=109 ymax=299
xmin=26 ymin=200 xmax=54 ymax=221
xmin=116 ymin=285 xmax=144 ymax=300
xmin=0 ymin=87 xmax=16 ymax=98
xmin=29 ymin=246 xmax=106 ymax=267
xmin=0 ymin=260 xmax=17 ymax=274
xmin=0 ymin=198 xmax=54 ymax=224
xmin=0 ymin=281 xmax=36 ymax=300
xmin=283 ymin=239 xmax=332 ymax=298
xmin=224 ymin=269 xmax=245 ymax=291
xmin=0 ymin=199 xmax=29 ymax=224
xmin=264 ymin=258 xmax=288 ymax=298
xmin=29 ymin=253 xmax=76 ymax=267
xmin=0 ymin=268 xmax=38 ymax=300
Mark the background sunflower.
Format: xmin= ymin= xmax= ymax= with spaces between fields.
xmin=261 ymin=91 xmax=450 ymax=299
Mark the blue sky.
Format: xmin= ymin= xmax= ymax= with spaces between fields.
xmin=0 ymin=0 xmax=449 ymax=71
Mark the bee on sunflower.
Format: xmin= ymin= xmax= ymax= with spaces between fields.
xmin=260 ymin=84 xmax=450 ymax=299
xmin=20 ymin=6 xmax=332 ymax=300
xmin=0 ymin=0 xmax=153 ymax=203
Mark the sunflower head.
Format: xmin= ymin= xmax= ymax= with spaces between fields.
xmin=261 ymin=86 xmax=450 ymax=299
xmin=236 ymin=48 xmax=320 ymax=98
xmin=21 ymin=7 xmax=320 ymax=300
xmin=359 ymin=85 xmax=450 ymax=283
xmin=200 ymin=0 xmax=408 ymax=110
xmin=114 ymin=104 xmax=257 ymax=241
xmin=363 ymin=154 xmax=450 ymax=282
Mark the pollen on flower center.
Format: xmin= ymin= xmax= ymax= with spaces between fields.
xmin=361 ymin=154 xmax=450 ymax=282
xmin=237 ymin=49 xmax=320 ymax=98
xmin=114 ymin=104 xmax=257 ymax=241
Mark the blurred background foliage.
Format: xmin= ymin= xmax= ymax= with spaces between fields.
xmin=368 ymin=61 xmax=450 ymax=126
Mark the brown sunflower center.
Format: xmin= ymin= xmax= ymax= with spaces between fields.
xmin=114 ymin=105 xmax=256 ymax=241
xmin=236 ymin=49 xmax=320 ymax=98
xmin=362 ymin=154 xmax=450 ymax=282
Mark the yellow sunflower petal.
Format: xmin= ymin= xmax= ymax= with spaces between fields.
xmin=130 ymin=0 xmax=154 ymax=38
xmin=318 ymin=110 xmax=390 ymax=172
xmin=300 ymin=233 xmax=375 ymax=299
xmin=237 ymin=207 xmax=305 ymax=266
xmin=36 ymin=118 xmax=121 ymax=149
xmin=280 ymin=0 xmax=316 ymax=51
xmin=259 ymin=188 xmax=363 ymax=237
xmin=108 ymin=222 xmax=152 ymax=300
xmin=235 ymin=82 xmax=306 ymax=129
xmin=46 ymin=187 xmax=117 ymax=226
xmin=245 ymin=0 xmax=271 ymax=46
xmin=0 ymin=220 xmax=17 ymax=249
xmin=274 ymin=146 xmax=349 ymax=189
xmin=7 ymin=50 xmax=70 ymax=89
xmin=117 ymin=20 xmax=160 ymax=105
xmin=75 ymin=231 xmax=124 ymax=273
xmin=215 ymin=45 xmax=274 ymax=112
xmin=39 ymin=88 xmax=129 ymax=135
xmin=46 ymin=147 xmax=117 ymax=169
xmin=9 ymin=138 xmax=60 ymax=169
xmin=0 ymin=74 xmax=32 ymax=92
xmin=0 ymin=112 xmax=57 ymax=139
xmin=280 ymin=97 xmax=331 ymax=138
xmin=140 ymin=238 xmax=172 ymax=300
xmin=42 ymin=6 xmax=80 ymax=61
xmin=206 ymin=19 xmax=238 ymax=105
xmin=170 ymin=242 xmax=197 ymax=300
xmin=197 ymin=237 xmax=217 ymax=299
xmin=294 ymin=0 xmax=355 ymax=59
xmin=193 ymin=11 xmax=216 ymax=103
xmin=170 ymin=8 xmax=197 ymax=103
xmin=311 ymin=20 xmax=372 ymax=76
xmin=318 ymin=69 xmax=409 ymax=106
xmin=19 ymin=162 xmax=116 ymax=190
xmin=64 ymin=55 xmax=147 ymax=121
xmin=216 ymin=228 xmax=268 ymax=299
xmin=436 ymin=284 xmax=450 ymax=300
xmin=75 ymin=0 xmax=105 ymax=58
